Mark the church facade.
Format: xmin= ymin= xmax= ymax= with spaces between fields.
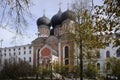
xmin=32 ymin=8 xmax=75 ymax=70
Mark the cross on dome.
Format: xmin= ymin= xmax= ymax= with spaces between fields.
xmin=67 ymin=2 xmax=70 ymax=10
xmin=43 ymin=9 xmax=46 ymax=16
xmin=58 ymin=0 xmax=62 ymax=10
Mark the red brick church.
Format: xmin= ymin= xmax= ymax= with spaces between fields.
xmin=32 ymin=8 xmax=76 ymax=71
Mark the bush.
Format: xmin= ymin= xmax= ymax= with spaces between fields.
xmin=0 ymin=60 xmax=34 ymax=79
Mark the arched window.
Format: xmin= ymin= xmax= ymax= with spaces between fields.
xmin=97 ymin=63 xmax=100 ymax=70
xmin=65 ymin=60 xmax=69 ymax=65
xmin=116 ymin=47 xmax=120 ymax=57
xmin=106 ymin=50 xmax=110 ymax=58
xmin=65 ymin=46 xmax=69 ymax=58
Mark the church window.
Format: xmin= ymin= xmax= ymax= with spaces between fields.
xmin=97 ymin=63 xmax=100 ymax=70
xmin=65 ymin=46 xmax=69 ymax=58
xmin=65 ymin=60 xmax=69 ymax=65
xmin=116 ymin=47 xmax=120 ymax=57
xmin=106 ymin=50 xmax=110 ymax=58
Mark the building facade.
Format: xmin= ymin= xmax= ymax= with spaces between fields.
xmin=0 ymin=44 xmax=33 ymax=65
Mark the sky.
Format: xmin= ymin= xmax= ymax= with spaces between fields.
xmin=0 ymin=0 xmax=103 ymax=48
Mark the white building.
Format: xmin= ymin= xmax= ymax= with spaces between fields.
xmin=0 ymin=44 xmax=33 ymax=65
xmin=96 ymin=43 xmax=119 ymax=75
xmin=96 ymin=33 xmax=120 ymax=76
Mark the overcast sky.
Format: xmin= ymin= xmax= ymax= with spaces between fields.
xmin=0 ymin=0 xmax=103 ymax=48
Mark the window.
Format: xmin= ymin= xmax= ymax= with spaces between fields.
xmin=14 ymin=52 xmax=16 ymax=55
xmin=4 ymin=49 xmax=6 ymax=52
xmin=14 ymin=48 xmax=15 ymax=51
xmin=24 ymin=47 xmax=26 ymax=50
xmin=29 ymin=46 xmax=31 ymax=49
xmin=4 ymin=53 xmax=6 ymax=56
xmin=97 ymin=63 xmax=100 ymax=70
xmin=24 ymin=51 xmax=26 ymax=55
xmin=9 ymin=49 xmax=11 ymax=51
xmin=106 ymin=50 xmax=110 ymax=58
xmin=29 ymin=51 xmax=31 ymax=54
xmin=29 ymin=57 xmax=31 ymax=62
xmin=19 ymin=52 xmax=20 ymax=55
xmin=18 ymin=48 xmax=21 ymax=50
xmin=116 ymin=47 xmax=120 ymax=57
xmin=65 ymin=46 xmax=69 ymax=58
xmin=65 ymin=60 xmax=69 ymax=65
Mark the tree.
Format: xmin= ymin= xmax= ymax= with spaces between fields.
xmin=60 ymin=65 xmax=69 ymax=77
xmin=84 ymin=63 xmax=98 ymax=80
xmin=93 ymin=0 xmax=120 ymax=47
xmin=106 ymin=57 xmax=120 ymax=78
xmin=69 ymin=1 xmax=107 ymax=80
xmin=0 ymin=59 xmax=34 ymax=79
xmin=0 ymin=0 xmax=32 ymax=34
xmin=52 ymin=62 xmax=61 ymax=74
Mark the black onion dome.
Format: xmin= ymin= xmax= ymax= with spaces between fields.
xmin=36 ymin=15 xmax=51 ymax=27
xmin=61 ymin=9 xmax=76 ymax=22
xmin=51 ymin=9 xmax=62 ymax=28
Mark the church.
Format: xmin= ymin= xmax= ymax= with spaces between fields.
xmin=32 ymin=7 xmax=76 ymax=71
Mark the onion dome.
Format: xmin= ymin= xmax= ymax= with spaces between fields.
xmin=61 ymin=9 xmax=76 ymax=23
xmin=51 ymin=9 xmax=62 ymax=28
xmin=36 ymin=15 xmax=51 ymax=28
